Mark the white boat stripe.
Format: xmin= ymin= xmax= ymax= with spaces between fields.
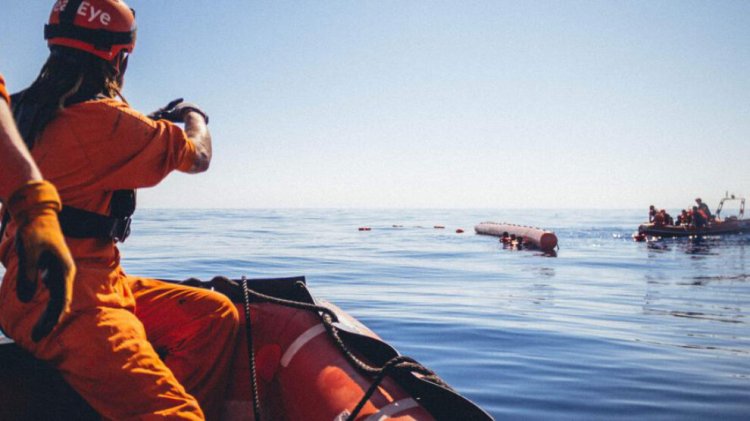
xmin=280 ymin=324 xmax=326 ymax=367
xmin=363 ymin=398 xmax=420 ymax=421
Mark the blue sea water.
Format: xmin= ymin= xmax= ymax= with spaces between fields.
xmin=3 ymin=209 xmax=750 ymax=419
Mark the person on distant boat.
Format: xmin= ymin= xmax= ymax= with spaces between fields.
xmin=0 ymin=73 xmax=76 ymax=343
xmin=692 ymin=206 xmax=707 ymax=228
xmin=649 ymin=205 xmax=657 ymax=222
xmin=695 ymin=198 xmax=713 ymax=223
xmin=661 ymin=209 xmax=674 ymax=226
xmin=653 ymin=210 xmax=666 ymax=227
xmin=675 ymin=209 xmax=689 ymax=226
xmin=0 ymin=2 xmax=237 ymax=420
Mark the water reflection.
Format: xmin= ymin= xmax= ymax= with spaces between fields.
xmin=643 ymin=236 xmax=741 ymax=256
xmin=688 ymin=274 xmax=750 ymax=286
xmin=646 ymin=240 xmax=670 ymax=252
xmin=530 ymin=283 xmax=554 ymax=306
xmin=679 ymin=237 xmax=719 ymax=256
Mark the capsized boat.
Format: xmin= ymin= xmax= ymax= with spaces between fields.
xmin=475 ymin=222 xmax=558 ymax=252
xmin=0 ymin=276 xmax=492 ymax=421
xmin=637 ymin=194 xmax=749 ymax=238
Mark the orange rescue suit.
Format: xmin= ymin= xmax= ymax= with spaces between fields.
xmin=0 ymin=98 xmax=239 ymax=420
xmin=0 ymin=74 xmax=9 ymax=103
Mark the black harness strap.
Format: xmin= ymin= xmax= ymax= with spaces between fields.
xmin=58 ymin=206 xmax=131 ymax=242
xmin=2 ymin=192 xmax=135 ymax=244
xmin=58 ymin=190 xmax=135 ymax=243
xmin=44 ymin=24 xmax=135 ymax=52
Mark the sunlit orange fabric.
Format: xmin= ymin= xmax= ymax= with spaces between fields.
xmin=0 ymin=98 xmax=238 ymax=420
xmin=0 ymin=74 xmax=9 ymax=103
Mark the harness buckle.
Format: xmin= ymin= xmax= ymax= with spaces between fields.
xmin=110 ymin=217 xmax=132 ymax=243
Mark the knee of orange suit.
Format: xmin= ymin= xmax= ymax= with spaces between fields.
xmin=40 ymin=308 xmax=205 ymax=421
xmin=178 ymin=294 xmax=238 ymax=421
xmin=199 ymin=289 xmax=240 ymax=338
xmin=218 ymin=294 xmax=240 ymax=332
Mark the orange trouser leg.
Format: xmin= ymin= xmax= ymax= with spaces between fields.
xmin=129 ymin=278 xmax=240 ymax=421
xmin=26 ymin=307 xmax=203 ymax=420
xmin=55 ymin=307 xmax=205 ymax=420
xmin=0 ymin=265 xmax=205 ymax=420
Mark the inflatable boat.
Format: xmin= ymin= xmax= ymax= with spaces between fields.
xmin=638 ymin=194 xmax=748 ymax=238
xmin=475 ymin=222 xmax=558 ymax=252
xmin=637 ymin=217 xmax=750 ymax=237
xmin=0 ymin=276 xmax=492 ymax=420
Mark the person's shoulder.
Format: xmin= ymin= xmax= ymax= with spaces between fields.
xmin=78 ymin=98 xmax=158 ymax=127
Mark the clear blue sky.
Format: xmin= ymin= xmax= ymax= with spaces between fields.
xmin=2 ymin=1 xmax=748 ymax=209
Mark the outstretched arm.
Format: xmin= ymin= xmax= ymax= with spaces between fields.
xmin=183 ymin=110 xmax=212 ymax=174
xmin=147 ymin=98 xmax=212 ymax=175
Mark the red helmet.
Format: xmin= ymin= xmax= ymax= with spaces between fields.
xmin=45 ymin=0 xmax=136 ymax=61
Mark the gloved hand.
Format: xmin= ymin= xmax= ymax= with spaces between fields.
xmin=147 ymin=98 xmax=209 ymax=124
xmin=7 ymin=180 xmax=76 ymax=342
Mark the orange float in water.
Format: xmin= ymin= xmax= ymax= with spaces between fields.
xmin=475 ymin=221 xmax=558 ymax=252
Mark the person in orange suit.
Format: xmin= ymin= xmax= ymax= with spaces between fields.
xmin=1 ymin=74 xmax=76 ymax=343
xmin=0 ymin=1 xmax=238 ymax=420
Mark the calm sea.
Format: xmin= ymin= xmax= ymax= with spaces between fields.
xmin=3 ymin=209 xmax=749 ymax=419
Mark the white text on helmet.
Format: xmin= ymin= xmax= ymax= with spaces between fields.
xmin=53 ymin=1 xmax=112 ymax=26
xmin=78 ymin=2 xmax=112 ymax=25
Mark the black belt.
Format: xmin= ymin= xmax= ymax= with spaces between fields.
xmin=58 ymin=190 xmax=135 ymax=243
xmin=58 ymin=206 xmax=131 ymax=243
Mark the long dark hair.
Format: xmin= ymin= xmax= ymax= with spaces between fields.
xmin=12 ymin=46 xmax=126 ymax=148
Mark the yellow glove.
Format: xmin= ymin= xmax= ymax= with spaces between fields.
xmin=6 ymin=180 xmax=75 ymax=342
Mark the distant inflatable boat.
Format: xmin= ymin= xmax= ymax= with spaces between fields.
xmin=638 ymin=194 xmax=748 ymax=238
xmin=638 ymin=218 xmax=750 ymax=238
xmin=0 ymin=276 xmax=492 ymax=421
xmin=475 ymin=222 xmax=558 ymax=252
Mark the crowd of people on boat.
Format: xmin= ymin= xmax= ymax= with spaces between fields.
xmin=649 ymin=198 xmax=715 ymax=228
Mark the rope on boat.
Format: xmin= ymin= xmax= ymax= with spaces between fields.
xmin=239 ymin=280 xmax=451 ymax=420
xmin=346 ymin=355 xmax=436 ymax=421
xmin=241 ymin=277 xmax=262 ymax=421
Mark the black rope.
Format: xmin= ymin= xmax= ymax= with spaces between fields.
xmin=346 ymin=356 xmax=420 ymax=421
xmin=241 ymin=277 xmax=262 ymax=421
xmin=244 ymin=280 xmax=339 ymax=323
xmin=240 ymin=280 xmax=453 ymax=417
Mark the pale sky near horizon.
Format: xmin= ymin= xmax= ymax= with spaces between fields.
xmin=1 ymin=1 xmax=748 ymax=210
